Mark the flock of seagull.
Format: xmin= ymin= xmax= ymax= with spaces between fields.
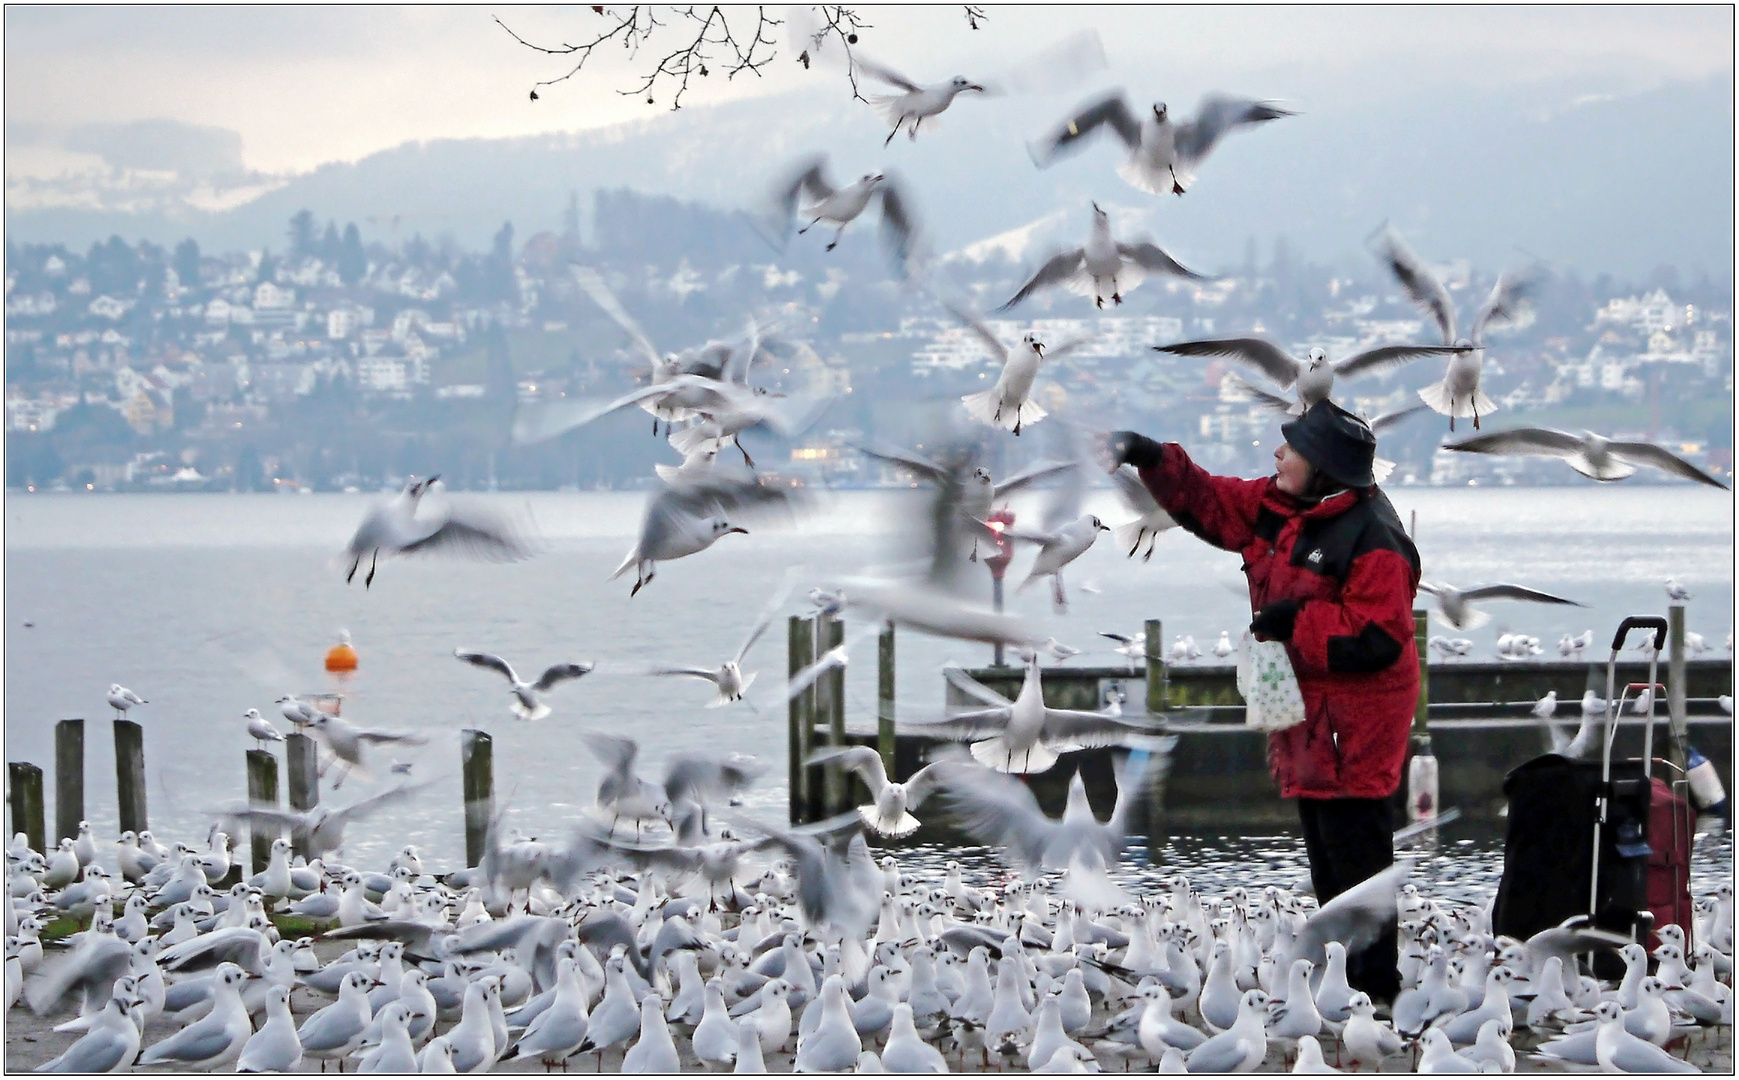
xmin=12 ymin=20 xmax=1736 ymax=1078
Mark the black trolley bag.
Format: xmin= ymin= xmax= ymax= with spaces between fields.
xmin=1492 ymin=616 xmax=1667 ymax=980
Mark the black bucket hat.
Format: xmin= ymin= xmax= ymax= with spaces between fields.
xmin=1281 ymin=400 xmax=1377 ymax=488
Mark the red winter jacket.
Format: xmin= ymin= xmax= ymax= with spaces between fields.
xmin=1138 ymin=443 xmax=1421 ymax=800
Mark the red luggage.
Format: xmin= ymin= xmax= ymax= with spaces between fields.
xmin=1646 ymin=776 xmax=1695 ymax=951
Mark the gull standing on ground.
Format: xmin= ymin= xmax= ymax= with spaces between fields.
xmin=1558 ymin=630 xmax=1593 ymax=659
xmin=1445 ymin=427 xmax=1731 ymax=488
xmin=453 ymin=650 xmax=594 ymax=721
xmin=1592 ymin=999 xmax=1701 ymax=1072
xmin=106 ymin=684 xmax=146 ymax=720
xmin=137 ymin=962 xmax=252 ymax=1070
xmin=760 ymin=154 xmax=920 ymax=274
xmin=945 ymin=296 xmax=1092 ymax=435
xmin=34 ymin=991 xmax=141 ymax=1073
xmin=611 ymin=465 xmax=807 ymax=596
xmin=235 ymin=983 xmax=303 ymax=1073
xmin=1030 ymin=90 xmax=1294 ymax=195
xmin=1155 ymin=336 xmax=1472 ymax=414
xmin=648 ymin=576 xmax=793 ymax=707
xmin=1370 ymin=226 xmax=1539 ymax=431
xmin=341 ymin=475 xmax=536 ymax=588
xmin=1419 ymin=579 xmax=1583 ymax=630
xmin=241 ymin=709 xmax=284 ymax=750
xmin=1001 ymin=203 xmax=1206 ymax=310
xmin=803 ymin=746 xmax=965 ymax=837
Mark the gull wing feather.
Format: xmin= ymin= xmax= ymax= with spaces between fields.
xmin=907 ymin=707 xmax=1014 ymax=740
xmin=935 ymin=767 xmax=1056 ymax=870
xmin=940 ymin=297 xmax=1008 ymax=360
xmin=1609 ymin=441 xmax=1732 ymax=489
xmin=1296 ymin=860 xmax=1412 ymax=961
xmin=1174 ymin=95 xmax=1294 ymax=162
xmin=398 ymin=510 xmax=535 ymax=563
xmin=805 ymin=745 xmax=889 ymax=792
xmin=1458 ymin=584 xmax=1582 ymax=606
xmin=992 ymin=459 xmax=1077 ymax=498
xmin=532 ymin=662 xmax=595 ymax=692
xmin=852 ymin=53 xmax=923 ymax=93
xmin=876 ymin=178 xmax=921 ymax=274
xmin=455 ymin=650 xmax=519 ymax=684
xmin=1000 ymin=249 xmax=1087 ymax=310
xmin=1333 ymin=343 xmax=1470 ymax=380
xmin=735 ymin=570 xmax=800 ymax=664
xmin=570 ymin=265 xmax=661 ymax=371
xmin=1222 ymin=372 xmax=1296 ymax=414
xmin=854 ymin=441 xmax=948 ymax=484
xmin=1471 ymin=267 xmax=1540 ymax=343
xmin=1444 ymin=428 xmax=1584 ymax=458
xmin=1118 ymin=240 xmax=1207 ymax=280
xmin=1369 ymin=227 xmax=1456 ymax=343
xmin=1370 ymin=403 xmax=1431 ymax=434
xmin=1030 ymin=91 xmax=1143 ymax=165
xmin=326 ymin=782 xmax=438 ymax=829
xmin=1155 ymin=338 xmax=1301 ymax=388
xmin=944 ymin=666 xmax=1013 ymax=707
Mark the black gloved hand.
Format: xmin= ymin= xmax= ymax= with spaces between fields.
xmin=1108 ymin=431 xmax=1164 ymax=470
xmin=1250 ymin=599 xmax=1303 ymax=642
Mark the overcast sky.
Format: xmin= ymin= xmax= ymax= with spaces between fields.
xmin=5 ymin=5 xmax=1732 ymax=175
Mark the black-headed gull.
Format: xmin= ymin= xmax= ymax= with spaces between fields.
xmin=648 ymin=576 xmax=791 ymax=707
xmin=1446 ymin=428 xmax=1731 ymax=488
xmin=1370 ymin=225 xmax=1539 ymax=431
xmin=453 ymin=650 xmax=593 ymax=721
xmin=761 ymin=154 xmax=920 ymax=274
xmin=1420 ymin=579 xmax=1582 ymax=630
xmin=803 ymin=745 xmax=965 ymax=837
xmin=242 ymin=709 xmax=285 ymax=750
xmin=1156 ymin=337 xmax=1472 ymax=414
xmin=611 ymin=465 xmax=806 ymax=595
xmin=945 ymin=296 xmax=1092 ymax=435
xmin=107 ymin=684 xmax=146 ymax=720
xmin=341 ymin=476 xmax=535 ymax=588
xmin=1001 ymin=202 xmax=1205 ymax=310
xmin=1030 ymin=90 xmax=1293 ymax=196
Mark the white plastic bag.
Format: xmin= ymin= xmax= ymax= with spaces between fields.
xmin=1236 ymin=630 xmax=1307 ymax=732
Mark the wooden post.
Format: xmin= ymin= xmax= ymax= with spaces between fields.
xmin=877 ymin=622 xmax=897 ymax=780
xmin=245 ymin=750 xmax=280 ymax=874
xmin=8 ymin=762 xmax=45 ymax=855
xmin=1665 ymin=604 xmax=1690 ymax=771
xmin=1144 ymin=619 xmax=1166 ymax=713
xmin=787 ymin=615 xmax=814 ymax=825
xmin=284 ymin=733 xmax=319 ymax=861
xmin=821 ymin=614 xmax=847 ymax=814
xmin=461 ymin=730 xmax=493 ymax=870
xmin=54 ymin=719 xmax=84 ymax=846
xmin=1413 ymin=611 xmax=1430 ymax=736
xmin=113 ymin=720 xmax=147 ymax=834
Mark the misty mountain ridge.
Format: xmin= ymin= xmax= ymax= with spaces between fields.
xmin=5 ymin=64 xmax=1730 ymax=279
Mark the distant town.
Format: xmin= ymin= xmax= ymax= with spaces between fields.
xmin=6 ymin=193 xmax=1733 ymax=493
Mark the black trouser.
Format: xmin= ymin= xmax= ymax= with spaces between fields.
xmin=1298 ymin=795 xmax=1400 ymax=1003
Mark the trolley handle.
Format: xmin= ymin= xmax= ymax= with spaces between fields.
xmin=1610 ymin=616 xmax=1668 ymax=653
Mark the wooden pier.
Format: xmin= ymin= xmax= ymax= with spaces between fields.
xmin=787 ymin=606 xmax=1735 ymax=831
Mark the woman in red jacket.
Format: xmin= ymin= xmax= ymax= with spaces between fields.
xmin=1107 ymin=400 xmax=1421 ymax=1002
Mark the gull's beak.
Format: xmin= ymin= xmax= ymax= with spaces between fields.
xmin=968 ymin=84 xmax=985 ymax=92
xmin=727 ymin=526 xmax=750 ymax=535
xmin=1092 ymin=201 xmax=1101 ymax=214
xmin=1033 ymin=342 xmax=1045 ymax=356
xmin=1098 ymin=523 xmax=1111 ymax=531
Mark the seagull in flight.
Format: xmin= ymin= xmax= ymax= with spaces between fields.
xmin=612 ymin=465 xmax=807 ymax=596
xmin=215 ymin=782 xmax=434 ymax=860
xmin=453 ymin=651 xmax=595 ymax=721
xmin=1444 ymin=428 xmax=1731 ymax=489
xmin=946 ymin=297 xmax=1092 ymax=435
xmin=761 ymin=154 xmax=920 ymax=275
xmin=853 ymin=56 xmax=984 ymax=145
xmin=856 ymin=440 xmax=1074 ymax=559
xmin=648 ymin=577 xmax=793 ymax=707
xmin=1001 ymin=203 xmax=1206 ymax=311
xmin=804 ymin=746 xmax=966 ymax=837
xmin=341 ymin=476 xmax=535 ymax=588
xmin=1030 ymin=90 xmax=1294 ymax=196
xmin=1419 ymin=580 xmax=1583 ymax=631
xmin=1370 ymin=226 xmax=1539 ymax=431
xmin=1155 ymin=337 xmax=1473 ymax=413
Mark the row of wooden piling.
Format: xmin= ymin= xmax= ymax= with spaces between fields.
xmin=4 ymin=720 xmax=501 ymax=876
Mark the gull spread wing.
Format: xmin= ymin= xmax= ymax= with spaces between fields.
xmin=1118 ymin=240 xmax=1207 ymax=280
xmin=1471 ymin=267 xmax=1539 ymax=343
xmin=571 ymin=265 xmax=661 ymax=371
xmin=852 ymin=54 xmax=923 ymax=93
xmin=1333 ymin=343 xmax=1470 ymax=381
xmin=1155 ymin=338 xmax=1301 ymax=389
xmin=1000 ymin=249 xmax=1087 ymax=310
xmin=1030 ymin=91 xmax=1143 ymax=166
xmin=806 ymin=745 xmax=889 ymax=792
xmin=1174 ymin=95 xmax=1294 ymax=163
xmin=1457 ymin=584 xmax=1582 ymax=606
xmin=532 ymin=663 xmax=595 ymax=692
xmin=1222 ymin=372 xmax=1296 ymax=414
xmin=944 ymin=665 xmax=1013 ymax=708
xmin=855 ymin=441 xmax=949 ymax=484
xmin=940 ymin=297 xmax=1008 ymax=360
xmin=399 ymin=512 xmax=535 ymax=563
xmin=455 ymin=650 xmax=519 ymax=685
xmin=1610 ymin=441 xmax=1732 ymax=489
xmin=1444 ymin=427 xmax=1584 ymax=458
xmin=992 ymin=459 xmax=1077 ymax=498
xmin=1370 ymin=227 xmax=1456 ymax=343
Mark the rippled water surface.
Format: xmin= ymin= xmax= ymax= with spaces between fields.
xmin=5 ymin=486 xmax=1732 ymax=878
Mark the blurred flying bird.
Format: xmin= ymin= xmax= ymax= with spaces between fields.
xmin=1445 ymin=428 xmax=1730 ymax=488
xmin=1030 ymin=90 xmax=1294 ymax=195
xmin=341 ymin=476 xmax=535 ymax=588
xmin=1001 ymin=203 xmax=1206 ymax=310
xmin=452 ymin=650 xmax=594 ymax=721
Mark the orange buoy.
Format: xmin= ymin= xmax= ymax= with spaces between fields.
xmin=325 ymin=630 xmax=358 ymax=672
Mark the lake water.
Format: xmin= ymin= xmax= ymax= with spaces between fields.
xmin=4 ymin=485 xmax=1732 ymax=882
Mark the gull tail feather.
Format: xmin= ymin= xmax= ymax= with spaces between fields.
xmin=859 ymin=805 xmax=922 ymax=839
xmin=970 ymin=738 xmax=1057 ymax=774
